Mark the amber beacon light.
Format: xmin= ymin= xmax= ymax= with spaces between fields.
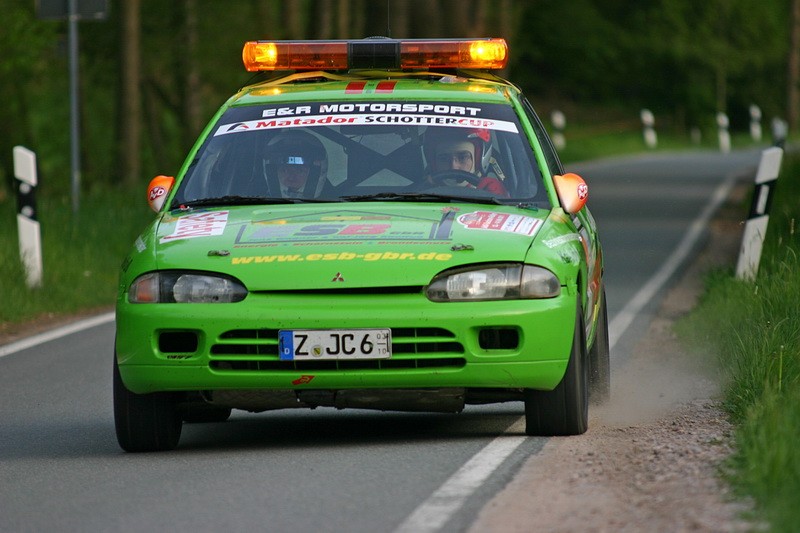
xmin=242 ymin=38 xmax=508 ymax=72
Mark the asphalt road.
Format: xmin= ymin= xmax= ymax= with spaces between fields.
xmin=571 ymin=150 xmax=761 ymax=356
xmin=0 ymin=149 xmax=761 ymax=532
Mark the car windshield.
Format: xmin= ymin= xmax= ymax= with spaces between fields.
xmin=172 ymin=101 xmax=550 ymax=208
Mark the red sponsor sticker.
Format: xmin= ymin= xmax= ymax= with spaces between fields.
xmin=292 ymin=375 xmax=315 ymax=385
xmin=160 ymin=211 xmax=229 ymax=242
xmin=457 ymin=211 xmax=542 ymax=236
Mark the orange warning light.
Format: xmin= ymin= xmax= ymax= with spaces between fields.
xmin=242 ymin=38 xmax=508 ymax=72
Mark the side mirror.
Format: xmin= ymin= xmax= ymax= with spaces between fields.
xmin=147 ymin=175 xmax=175 ymax=213
xmin=552 ymin=173 xmax=588 ymax=214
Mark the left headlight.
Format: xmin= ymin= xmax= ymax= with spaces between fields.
xmin=426 ymin=263 xmax=561 ymax=302
xmin=128 ymin=271 xmax=248 ymax=303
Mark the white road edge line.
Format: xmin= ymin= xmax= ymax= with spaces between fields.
xmin=393 ymin=417 xmax=527 ymax=533
xmin=0 ymin=311 xmax=115 ymax=359
xmin=607 ymin=171 xmax=739 ymax=351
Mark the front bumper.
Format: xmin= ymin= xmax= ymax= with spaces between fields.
xmin=115 ymin=290 xmax=576 ymax=395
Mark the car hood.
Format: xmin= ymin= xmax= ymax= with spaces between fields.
xmin=154 ymin=203 xmax=550 ymax=290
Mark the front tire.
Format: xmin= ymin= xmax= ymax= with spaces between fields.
xmin=589 ymin=289 xmax=611 ymax=404
xmin=524 ymin=301 xmax=589 ymax=436
xmin=113 ymin=355 xmax=182 ymax=452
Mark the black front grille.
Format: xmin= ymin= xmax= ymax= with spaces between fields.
xmin=478 ymin=328 xmax=520 ymax=350
xmin=159 ymin=331 xmax=199 ymax=353
xmin=213 ymin=329 xmax=280 ymax=356
xmin=209 ymin=327 xmax=465 ymax=371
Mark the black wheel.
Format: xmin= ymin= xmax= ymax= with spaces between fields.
xmin=428 ymin=169 xmax=482 ymax=187
xmin=113 ymin=355 xmax=182 ymax=452
xmin=589 ymin=289 xmax=611 ymax=404
xmin=181 ymin=401 xmax=232 ymax=424
xmin=524 ymin=300 xmax=589 ymax=436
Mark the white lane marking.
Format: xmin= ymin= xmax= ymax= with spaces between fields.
xmin=0 ymin=312 xmax=115 ymax=359
xmin=608 ymin=171 xmax=740 ymax=351
xmin=394 ymin=417 xmax=527 ymax=533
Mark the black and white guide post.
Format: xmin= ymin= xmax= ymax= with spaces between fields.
xmin=14 ymin=145 xmax=43 ymax=288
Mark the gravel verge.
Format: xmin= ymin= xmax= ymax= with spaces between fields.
xmin=469 ymin=186 xmax=756 ymax=532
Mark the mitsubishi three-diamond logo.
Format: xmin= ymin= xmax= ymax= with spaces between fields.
xmin=331 ymin=272 xmax=345 ymax=282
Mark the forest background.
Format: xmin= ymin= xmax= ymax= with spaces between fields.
xmin=0 ymin=0 xmax=798 ymax=202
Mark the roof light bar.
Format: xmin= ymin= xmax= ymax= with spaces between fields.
xmin=242 ymin=38 xmax=508 ymax=72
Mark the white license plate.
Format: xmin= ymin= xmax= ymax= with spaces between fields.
xmin=278 ymin=329 xmax=392 ymax=360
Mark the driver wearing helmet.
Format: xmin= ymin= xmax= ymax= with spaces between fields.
xmin=424 ymin=127 xmax=508 ymax=196
xmin=264 ymin=130 xmax=327 ymax=198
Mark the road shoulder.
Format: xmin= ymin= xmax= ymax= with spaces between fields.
xmin=468 ymin=185 xmax=754 ymax=532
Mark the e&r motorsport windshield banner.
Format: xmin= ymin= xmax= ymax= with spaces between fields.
xmin=213 ymin=102 xmax=520 ymax=136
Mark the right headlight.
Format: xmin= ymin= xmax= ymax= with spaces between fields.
xmin=425 ymin=263 xmax=561 ymax=302
xmin=128 ymin=271 xmax=248 ymax=303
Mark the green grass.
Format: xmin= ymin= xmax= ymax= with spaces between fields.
xmin=0 ymin=186 xmax=153 ymax=324
xmin=675 ymin=152 xmax=800 ymax=531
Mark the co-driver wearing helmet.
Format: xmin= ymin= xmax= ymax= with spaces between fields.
xmin=264 ymin=131 xmax=327 ymax=198
xmin=424 ymin=127 xmax=508 ymax=196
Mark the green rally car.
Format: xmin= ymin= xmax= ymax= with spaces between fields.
xmin=114 ymin=38 xmax=609 ymax=452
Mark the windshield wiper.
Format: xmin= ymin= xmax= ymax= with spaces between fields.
xmin=175 ymin=195 xmax=338 ymax=208
xmin=340 ymin=192 xmax=502 ymax=205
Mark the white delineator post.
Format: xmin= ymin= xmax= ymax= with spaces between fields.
xmin=736 ymin=146 xmax=783 ymax=281
xmin=640 ymin=109 xmax=657 ymax=148
xmin=13 ymin=146 xmax=43 ymax=288
xmin=749 ymin=104 xmax=762 ymax=142
xmin=717 ymin=112 xmax=731 ymax=154
xmin=550 ymin=110 xmax=566 ymax=151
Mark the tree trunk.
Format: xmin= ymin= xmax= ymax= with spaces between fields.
xmin=351 ymin=0 xmax=367 ymax=39
xmin=183 ymin=0 xmax=202 ymax=143
xmin=337 ymin=0 xmax=351 ymax=38
xmin=499 ymin=0 xmax=516 ymax=77
xmin=499 ymin=0 xmax=516 ymax=41
xmin=391 ymin=0 xmax=410 ymax=38
xmin=443 ymin=0 xmax=470 ymax=36
xmin=317 ymin=0 xmax=333 ymax=39
xmin=412 ymin=0 xmax=442 ymax=37
xmin=788 ymin=0 xmax=800 ymax=132
xmin=143 ymin=78 xmax=168 ymax=172
xmin=120 ymin=0 xmax=141 ymax=186
xmin=473 ymin=0 xmax=488 ymax=36
xmin=283 ymin=0 xmax=305 ymax=39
